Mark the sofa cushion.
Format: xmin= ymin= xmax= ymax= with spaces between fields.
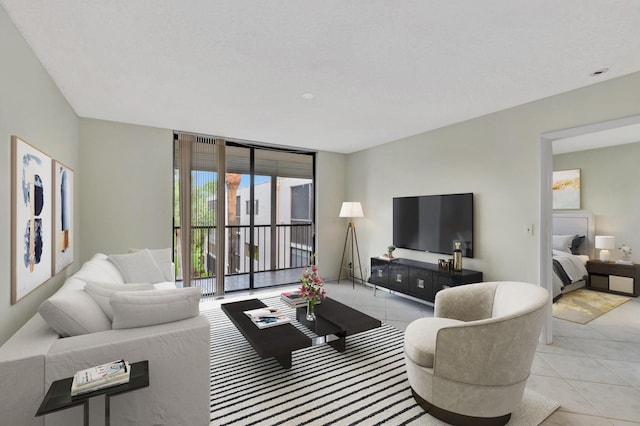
xmin=130 ymin=248 xmax=174 ymax=282
xmin=73 ymin=253 xmax=125 ymax=284
xmin=85 ymin=282 xmax=155 ymax=320
xmin=108 ymin=249 xmax=165 ymax=283
xmin=404 ymin=317 xmax=463 ymax=368
xmin=38 ymin=289 xmax=112 ymax=337
xmin=111 ymin=287 xmax=201 ymax=329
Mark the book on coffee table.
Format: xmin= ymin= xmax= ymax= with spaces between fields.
xmin=280 ymin=290 xmax=306 ymax=308
xmin=244 ymin=307 xmax=291 ymax=329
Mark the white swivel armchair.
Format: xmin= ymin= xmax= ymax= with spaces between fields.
xmin=404 ymin=281 xmax=549 ymax=426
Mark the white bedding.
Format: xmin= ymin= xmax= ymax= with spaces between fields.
xmin=553 ymin=249 xmax=588 ymax=282
xmin=552 ymin=250 xmax=589 ymax=300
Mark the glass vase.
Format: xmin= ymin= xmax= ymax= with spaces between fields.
xmin=306 ymin=300 xmax=316 ymax=321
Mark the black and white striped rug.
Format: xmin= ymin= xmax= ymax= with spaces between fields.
xmin=206 ymin=298 xmax=559 ymax=426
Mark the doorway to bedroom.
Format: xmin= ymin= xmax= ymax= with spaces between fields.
xmin=540 ymin=114 xmax=640 ymax=344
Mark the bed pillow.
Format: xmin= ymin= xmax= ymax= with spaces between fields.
xmin=552 ymin=234 xmax=575 ymax=253
xmin=108 ymin=249 xmax=165 ymax=283
xmin=110 ymin=287 xmax=201 ymax=329
xmin=38 ymin=289 xmax=112 ymax=337
xmin=570 ymin=235 xmax=586 ymax=255
xmin=84 ymin=282 xmax=155 ymax=320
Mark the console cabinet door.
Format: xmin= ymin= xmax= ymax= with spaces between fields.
xmin=388 ymin=264 xmax=409 ymax=293
xmin=408 ymin=268 xmax=434 ymax=301
xmin=370 ymin=259 xmax=389 ymax=286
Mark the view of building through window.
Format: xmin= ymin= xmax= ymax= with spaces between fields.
xmin=174 ymin=134 xmax=314 ymax=295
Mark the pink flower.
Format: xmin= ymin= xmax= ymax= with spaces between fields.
xmin=299 ymin=263 xmax=326 ymax=304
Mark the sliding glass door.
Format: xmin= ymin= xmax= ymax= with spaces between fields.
xmin=174 ymin=133 xmax=315 ymax=296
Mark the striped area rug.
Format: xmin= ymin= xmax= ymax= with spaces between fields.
xmin=206 ymin=298 xmax=559 ymax=426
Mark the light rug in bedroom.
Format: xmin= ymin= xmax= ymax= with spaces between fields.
xmin=206 ymin=298 xmax=559 ymax=426
xmin=553 ymin=289 xmax=630 ymax=325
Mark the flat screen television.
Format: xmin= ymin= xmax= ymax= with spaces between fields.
xmin=393 ymin=193 xmax=474 ymax=257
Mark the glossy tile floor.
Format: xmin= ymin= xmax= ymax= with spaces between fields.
xmin=205 ymin=281 xmax=640 ymax=425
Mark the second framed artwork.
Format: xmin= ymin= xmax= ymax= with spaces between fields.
xmin=53 ymin=160 xmax=74 ymax=274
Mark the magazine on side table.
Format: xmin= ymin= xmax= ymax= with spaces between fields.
xmin=71 ymin=359 xmax=131 ymax=396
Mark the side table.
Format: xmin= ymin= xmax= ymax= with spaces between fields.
xmin=587 ymin=260 xmax=640 ymax=297
xmin=36 ymin=360 xmax=149 ymax=426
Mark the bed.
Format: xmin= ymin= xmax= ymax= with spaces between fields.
xmin=552 ymin=211 xmax=594 ymax=301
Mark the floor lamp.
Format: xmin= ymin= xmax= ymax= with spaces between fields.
xmin=338 ymin=202 xmax=364 ymax=288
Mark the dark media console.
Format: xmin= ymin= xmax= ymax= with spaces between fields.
xmin=369 ymin=257 xmax=483 ymax=304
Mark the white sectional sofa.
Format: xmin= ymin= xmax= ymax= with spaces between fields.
xmin=0 ymin=250 xmax=211 ymax=426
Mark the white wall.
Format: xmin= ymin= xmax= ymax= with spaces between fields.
xmin=78 ymin=118 xmax=174 ymax=262
xmin=315 ymin=151 xmax=348 ymax=280
xmin=554 ymin=142 xmax=640 ymax=262
xmin=347 ymin=72 xmax=640 ymax=285
xmin=0 ymin=6 xmax=79 ymax=345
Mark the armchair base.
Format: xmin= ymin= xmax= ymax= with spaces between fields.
xmin=411 ymin=388 xmax=511 ymax=426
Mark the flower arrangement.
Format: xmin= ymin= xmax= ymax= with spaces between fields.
xmin=620 ymin=244 xmax=632 ymax=262
xmin=299 ymin=264 xmax=326 ymax=305
xmin=299 ymin=257 xmax=326 ymax=320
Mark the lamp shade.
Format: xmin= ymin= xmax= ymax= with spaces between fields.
xmin=595 ymin=236 xmax=616 ymax=250
xmin=339 ymin=202 xmax=364 ymax=218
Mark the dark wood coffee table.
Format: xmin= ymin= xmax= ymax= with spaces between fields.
xmin=221 ymin=297 xmax=381 ymax=369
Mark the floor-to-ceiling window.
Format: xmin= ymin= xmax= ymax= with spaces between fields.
xmin=174 ymin=133 xmax=315 ymax=296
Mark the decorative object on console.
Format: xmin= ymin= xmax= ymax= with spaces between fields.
xmin=299 ymin=258 xmax=326 ymax=321
xmin=617 ymin=244 xmax=633 ymax=265
xmin=438 ymin=259 xmax=448 ymax=271
xmin=386 ymin=245 xmax=396 ymax=258
xmin=338 ymin=201 xmax=365 ymax=288
xmin=595 ymin=235 xmax=616 ymax=262
xmin=552 ymin=168 xmax=581 ymax=209
xmin=452 ymin=241 xmax=462 ymax=271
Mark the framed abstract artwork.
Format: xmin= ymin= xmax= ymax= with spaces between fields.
xmin=53 ymin=160 xmax=74 ymax=274
xmin=552 ymin=169 xmax=581 ymax=210
xmin=11 ymin=136 xmax=53 ymax=304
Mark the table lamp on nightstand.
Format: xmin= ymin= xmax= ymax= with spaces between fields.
xmin=595 ymin=235 xmax=616 ymax=262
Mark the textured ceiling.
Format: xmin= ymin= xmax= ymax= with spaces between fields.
xmin=3 ymin=1 xmax=640 ymax=153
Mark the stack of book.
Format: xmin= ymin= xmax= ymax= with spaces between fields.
xmin=280 ymin=290 xmax=306 ymax=308
xmin=71 ymin=359 xmax=130 ymax=396
xmin=243 ymin=307 xmax=291 ymax=329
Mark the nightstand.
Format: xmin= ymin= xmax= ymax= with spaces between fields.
xmin=586 ymin=260 xmax=640 ymax=297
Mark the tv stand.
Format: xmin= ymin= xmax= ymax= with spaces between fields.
xmin=368 ymin=258 xmax=483 ymax=303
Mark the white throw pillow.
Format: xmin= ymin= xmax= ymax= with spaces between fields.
xmin=108 ymin=249 xmax=165 ymax=283
xmin=129 ymin=247 xmax=173 ymax=282
xmin=73 ymin=254 xmax=125 ymax=284
xmin=38 ymin=289 xmax=112 ymax=337
xmin=111 ymin=287 xmax=201 ymax=329
xmin=552 ymin=234 xmax=575 ymax=253
xmin=84 ymin=282 xmax=155 ymax=320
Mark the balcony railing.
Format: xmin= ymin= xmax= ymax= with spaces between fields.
xmin=173 ymin=223 xmax=313 ymax=281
